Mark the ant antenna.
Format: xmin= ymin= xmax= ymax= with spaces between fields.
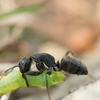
xmin=45 ymin=72 xmax=51 ymax=100
xmin=0 ymin=65 xmax=18 ymax=81
xmin=0 ymin=72 xmax=5 ymax=81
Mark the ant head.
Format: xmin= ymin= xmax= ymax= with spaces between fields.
xmin=18 ymin=57 xmax=32 ymax=72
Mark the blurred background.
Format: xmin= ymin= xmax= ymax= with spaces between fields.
xmin=0 ymin=0 xmax=100 ymax=100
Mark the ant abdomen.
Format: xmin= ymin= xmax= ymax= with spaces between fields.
xmin=60 ymin=56 xmax=88 ymax=75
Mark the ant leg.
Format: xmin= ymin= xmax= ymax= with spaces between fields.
xmin=22 ymin=73 xmax=29 ymax=87
xmin=22 ymin=71 xmax=42 ymax=87
xmin=47 ymin=67 xmax=52 ymax=75
xmin=25 ymin=71 xmax=51 ymax=100
xmin=53 ymin=61 xmax=60 ymax=71
xmin=45 ymin=72 xmax=51 ymax=100
xmin=36 ymin=61 xmax=52 ymax=76
xmin=36 ymin=62 xmax=47 ymax=73
xmin=65 ymin=51 xmax=76 ymax=57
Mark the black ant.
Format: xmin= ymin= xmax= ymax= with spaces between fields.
xmin=0 ymin=51 xmax=88 ymax=100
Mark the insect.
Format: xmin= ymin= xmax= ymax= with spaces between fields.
xmin=0 ymin=51 xmax=88 ymax=100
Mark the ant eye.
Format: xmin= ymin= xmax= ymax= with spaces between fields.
xmin=19 ymin=60 xmax=25 ymax=66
